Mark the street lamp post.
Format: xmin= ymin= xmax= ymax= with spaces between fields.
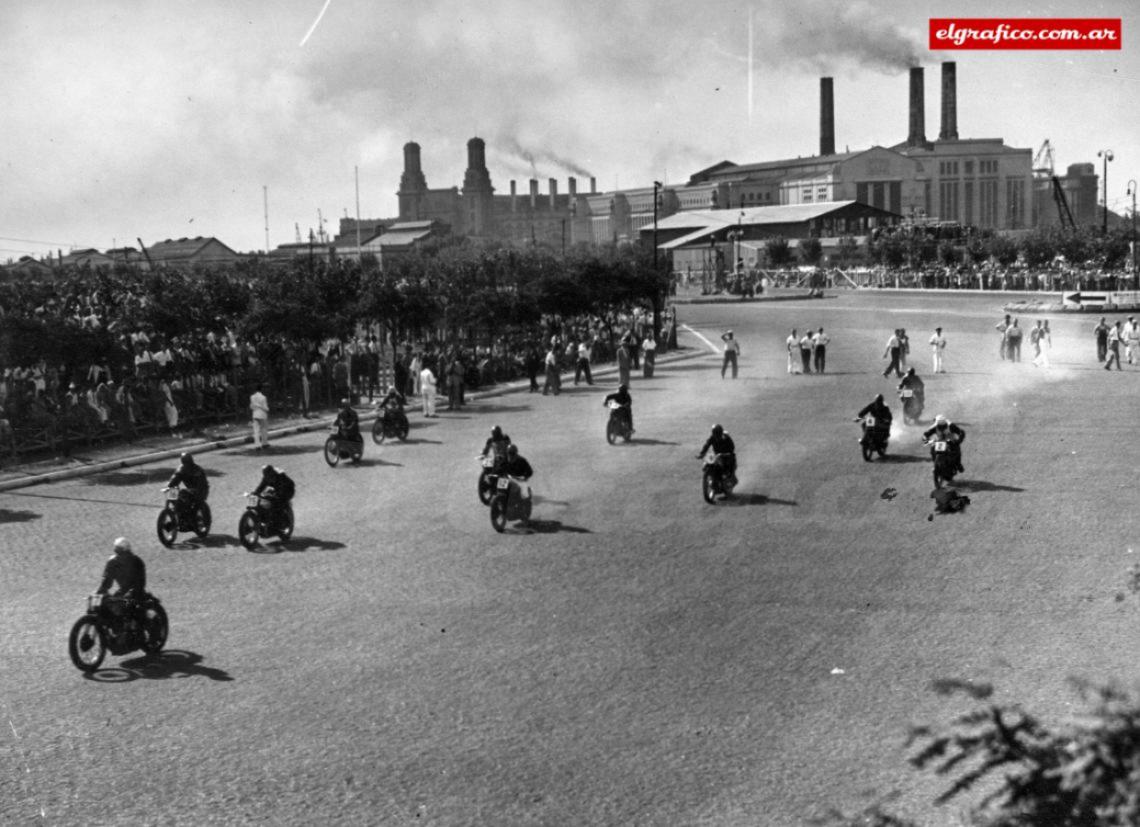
xmin=1129 ymin=179 xmax=1138 ymax=289
xmin=1097 ymin=149 xmax=1114 ymax=236
xmin=653 ymin=181 xmax=663 ymax=342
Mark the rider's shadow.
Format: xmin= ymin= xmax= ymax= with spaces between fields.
xmin=720 ymin=493 xmax=799 ymax=507
xmin=83 ymin=650 xmax=234 ymax=683
xmin=179 ymin=534 xmax=242 ymax=550
xmin=261 ymin=536 xmax=347 ymax=552
xmin=507 ymin=520 xmax=592 ymax=535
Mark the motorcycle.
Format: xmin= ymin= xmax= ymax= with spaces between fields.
xmin=701 ymin=454 xmax=737 ymax=503
xmin=489 ymin=475 xmax=533 ymax=532
xmin=156 ymin=486 xmax=212 ymax=547
xmin=238 ymin=491 xmax=295 ymax=549
xmin=605 ymin=401 xmax=632 ymax=444
xmin=324 ymin=428 xmax=363 ymax=466
xmin=371 ymin=406 xmax=410 ymax=443
xmin=856 ymin=414 xmax=890 ymax=462
xmin=925 ymin=437 xmax=960 ymax=488
xmin=898 ymin=388 xmax=923 ymax=425
xmin=68 ymin=592 xmax=168 ymax=673
xmin=477 ymin=455 xmax=501 ymax=506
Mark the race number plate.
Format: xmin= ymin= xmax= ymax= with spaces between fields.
xmin=864 ymin=415 xmax=876 ymax=427
xmin=497 ymin=477 xmax=509 ymax=489
xmin=900 ymin=389 xmax=913 ymax=398
xmin=933 ymin=441 xmax=947 ymax=452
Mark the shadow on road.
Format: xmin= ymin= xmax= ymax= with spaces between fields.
xmin=82 ymin=468 xmax=168 ymax=486
xmin=507 ymin=519 xmax=592 ymax=535
xmin=630 ymin=437 xmax=681 ymax=446
xmin=466 ymin=402 xmax=533 ymax=413
xmin=333 ymin=457 xmax=403 ymax=468
xmin=0 ymin=507 xmax=41 ymax=523
xmin=875 ymin=454 xmax=928 ymax=464
xmin=397 ymin=438 xmax=443 ymax=445
xmin=719 ymin=493 xmax=798 ymax=507
xmin=176 ymin=533 xmax=242 ymax=550
xmin=955 ymin=479 xmax=1026 ymax=493
xmin=251 ymin=536 xmax=348 ymax=552
xmin=83 ymin=650 xmax=234 ymax=683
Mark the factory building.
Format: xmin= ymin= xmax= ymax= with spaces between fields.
xmin=335 ymin=61 xmax=1099 ymax=258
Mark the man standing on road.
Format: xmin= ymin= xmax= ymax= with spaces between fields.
xmin=882 ymin=329 xmax=903 ymax=378
xmin=1094 ymin=316 xmax=1110 ymax=363
xmin=812 ymin=327 xmax=830 ymax=374
xmin=1125 ymin=316 xmax=1140 ymax=365
xmin=249 ymin=383 xmax=269 ymax=450
xmin=1006 ymin=319 xmax=1024 ymax=362
xmin=720 ymin=330 xmax=740 ymax=379
xmin=1106 ymin=321 xmax=1124 ymax=371
xmin=929 ymin=327 xmax=946 ymax=374
xmin=798 ymin=329 xmax=814 ymax=375
xmin=786 ymin=329 xmax=800 ymax=374
xmin=574 ymin=339 xmax=593 ymax=386
xmin=996 ymin=314 xmax=1012 ymax=361
xmin=420 ymin=363 xmax=438 ymax=416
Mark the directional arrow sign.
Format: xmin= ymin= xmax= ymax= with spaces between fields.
xmin=1064 ymin=292 xmax=1108 ymax=305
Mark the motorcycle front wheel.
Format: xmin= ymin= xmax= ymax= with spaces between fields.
xmin=194 ymin=502 xmax=212 ymax=539
xmin=371 ymin=418 xmax=386 ymax=444
xmin=156 ymin=507 xmax=178 ymax=547
xmin=701 ymin=472 xmax=717 ymax=504
xmin=323 ymin=437 xmax=340 ymax=466
xmin=140 ymin=601 xmax=169 ymax=654
xmin=238 ymin=511 xmax=260 ymax=549
xmin=606 ymin=419 xmax=617 ymax=445
xmin=478 ymin=471 xmax=494 ymax=506
xmin=861 ymin=441 xmax=873 ymax=462
xmin=489 ymin=495 xmax=508 ymax=533
xmin=68 ymin=616 xmax=107 ymax=672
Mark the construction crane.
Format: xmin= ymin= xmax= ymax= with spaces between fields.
xmin=1033 ymin=139 xmax=1076 ymax=232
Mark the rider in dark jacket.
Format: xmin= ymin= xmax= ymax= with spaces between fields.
xmin=97 ymin=537 xmax=148 ymax=636
xmin=167 ymin=452 xmax=209 ymax=514
xmin=697 ymin=424 xmax=737 ymax=483
xmin=253 ymin=465 xmax=295 ymax=527
xmin=856 ymin=394 xmax=893 ymax=442
xmin=897 ymin=367 xmax=925 ymax=410
xmin=334 ymin=399 xmax=362 ymax=444
xmin=602 ymin=384 xmax=633 ymax=433
xmin=923 ymin=415 xmax=966 ymax=473
xmin=482 ymin=425 xmax=512 ymax=471
xmin=501 ymin=444 xmax=533 ymax=480
xmin=377 ymin=385 xmax=406 ymax=424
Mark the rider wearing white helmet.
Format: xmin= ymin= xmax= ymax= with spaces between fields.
xmin=923 ymin=414 xmax=966 ymax=473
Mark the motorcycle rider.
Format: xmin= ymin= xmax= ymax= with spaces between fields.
xmin=167 ymin=451 xmax=209 ymax=518
xmin=602 ymin=383 xmax=634 ymax=434
xmin=97 ymin=537 xmax=147 ymax=637
xmin=696 ymin=424 xmax=737 ymax=487
xmin=333 ymin=398 xmax=362 ymax=445
xmin=482 ymin=425 xmax=513 ymax=472
xmin=923 ymin=414 xmax=966 ymax=473
xmin=501 ymin=444 xmax=533 ymax=481
xmin=896 ymin=368 xmax=925 ymax=417
xmin=856 ymin=393 xmax=893 ymax=442
xmin=376 ymin=384 xmax=406 ymax=426
xmin=253 ymin=464 xmax=296 ymax=529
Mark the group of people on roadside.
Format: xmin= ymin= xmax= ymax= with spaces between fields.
xmin=782 ymin=327 xmax=832 ymax=375
xmin=1093 ymin=315 xmax=1140 ymax=371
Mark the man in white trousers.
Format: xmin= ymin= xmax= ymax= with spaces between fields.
xmin=420 ymin=364 xmax=437 ymax=417
xmin=249 ymin=383 xmax=269 ymax=449
xmin=929 ymin=327 xmax=947 ymax=374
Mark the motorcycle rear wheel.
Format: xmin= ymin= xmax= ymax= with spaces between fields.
xmin=395 ymin=417 xmax=409 ymax=440
xmin=68 ymin=617 xmax=107 ymax=672
xmin=140 ymin=601 xmax=169 ymax=654
xmin=156 ymin=507 xmax=178 ymax=548
xmin=194 ymin=502 xmax=212 ymax=539
xmin=238 ymin=511 xmax=260 ymax=549
xmin=478 ymin=471 xmax=494 ymax=505
xmin=323 ymin=437 xmax=340 ymax=466
xmin=489 ymin=495 xmax=508 ymax=532
xmin=278 ymin=505 xmax=295 ymax=541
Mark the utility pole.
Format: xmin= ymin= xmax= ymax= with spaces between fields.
xmin=1129 ymin=179 xmax=1138 ymax=289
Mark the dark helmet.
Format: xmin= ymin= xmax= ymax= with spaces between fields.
xmin=711 ymin=424 xmax=724 ymax=437
xmin=180 ymin=451 xmax=194 ymax=467
xmin=906 ymin=367 xmax=916 ymax=377
xmin=491 ymin=425 xmax=503 ymax=439
xmin=619 ymin=383 xmax=628 ymax=392
xmin=874 ymin=394 xmax=884 ymax=404
xmin=261 ymin=464 xmax=276 ymax=475
xmin=340 ymin=397 xmax=351 ymax=406
xmin=507 ymin=444 xmax=519 ymax=457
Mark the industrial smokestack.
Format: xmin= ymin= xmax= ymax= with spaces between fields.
xmin=568 ymin=177 xmax=577 ymax=198
xmin=939 ymin=61 xmax=958 ymax=140
xmin=590 ymin=177 xmax=597 ymax=194
xmin=510 ymin=180 xmax=517 ymax=212
xmin=907 ymin=66 xmax=927 ymax=148
xmin=529 ymin=178 xmax=538 ymax=209
xmin=820 ymin=77 xmax=835 ymax=156
xmin=549 ymin=178 xmax=558 ymax=209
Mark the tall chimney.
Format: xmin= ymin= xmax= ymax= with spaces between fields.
xmin=939 ymin=61 xmax=958 ymax=141
xmin=529 ymin=179 xmax=538 ymax=209
xmin=568 ymin=177 xmax=577 ymax=198
xmin=510 ymin=180 xmax=517 ymax=212
xmin=820 ymin=77 xmax=835 ymax=156
xmin=549 ymin=178 xmax=558 ymax=209
xmin=907 ymin=66 xmax=927 ymax=148
xmin=590 ymin=177 xmax=597 ymax=194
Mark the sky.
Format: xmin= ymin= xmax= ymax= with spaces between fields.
xmin=1 ymin=0 xmax=1137 ymax=260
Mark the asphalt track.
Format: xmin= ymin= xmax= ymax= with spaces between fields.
xmin=2 ymin=290 xmax=1137 ymax=826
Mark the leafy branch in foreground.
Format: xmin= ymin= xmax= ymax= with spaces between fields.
xmin=907 ymin=679 xmax=1140 ymax=826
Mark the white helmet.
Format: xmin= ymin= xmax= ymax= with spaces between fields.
xmin=113 ymin=537 xmax=132 ymax=553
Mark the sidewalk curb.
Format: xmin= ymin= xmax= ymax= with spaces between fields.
xmin=0 ymin=349 xmax=707 ymax=493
